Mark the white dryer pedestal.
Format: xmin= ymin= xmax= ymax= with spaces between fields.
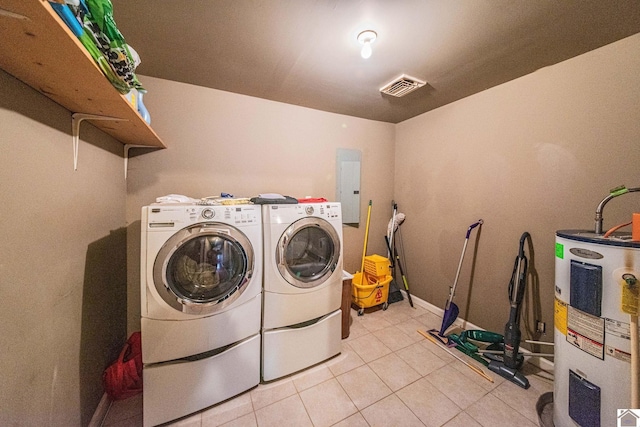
xmin=262 ymin=310 xmax=341 ymax=382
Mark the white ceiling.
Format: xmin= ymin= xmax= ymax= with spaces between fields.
xmin=111 ymin=1 xmax=640 ymax=123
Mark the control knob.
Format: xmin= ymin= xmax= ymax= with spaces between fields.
xmin=202 ymin=208 xmax=215 ymax=219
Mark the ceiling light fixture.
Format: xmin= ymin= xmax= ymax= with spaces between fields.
xmin=357 ymin=30 xmax=377 ymax=59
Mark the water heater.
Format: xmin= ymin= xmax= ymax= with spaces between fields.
xmin=554 ymin=230 xmax=640 ymax=426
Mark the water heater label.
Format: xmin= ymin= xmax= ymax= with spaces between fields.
xmin=605 ymin=318 xmax=630 ymax=340
xmin=554 ymin=298 xmax=568 ymax=336
xmin=569 ymin=247 xmax=604 ymax=259
xmin=567 ymin=306 xmax=605 ymax=359
xmin=605 ymin=345 xmax=631 ymax=363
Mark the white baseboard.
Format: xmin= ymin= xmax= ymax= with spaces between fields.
xmin=400 ymin=290 xmax=555 ymax=373
xmin=89 ymin=392 xmax=112 ymax=427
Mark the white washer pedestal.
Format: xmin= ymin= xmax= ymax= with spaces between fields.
xmin=143 ymin=334 xmax=260 ymax=427
xmin=262 ymin=310 xmax=341 ymax=382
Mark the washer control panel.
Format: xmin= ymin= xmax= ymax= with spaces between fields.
xmin=147 ymin=204 xmax=259 ymax=225
xmin=199 ymin=206 xmax=260 ymax=224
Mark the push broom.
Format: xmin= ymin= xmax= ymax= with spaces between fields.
xmin=429 ymin=219 xmax=483 ymax=344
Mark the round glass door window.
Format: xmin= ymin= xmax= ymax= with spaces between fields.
xmin=154 ymin=224 xmax=254 ymax=314
xmin=277 ymin=217 xmax=340 ymax=288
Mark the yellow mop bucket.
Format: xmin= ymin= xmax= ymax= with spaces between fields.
xmin=364 ymin=254 xmax=392 ymax=278
xmin=352 ymin=271 xmax=392 ymax=315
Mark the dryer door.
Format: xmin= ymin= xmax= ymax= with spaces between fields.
xmin=153 ymin=223 xmax=254 ymax=315
xmin=276 ymin=217 xmax=340 ymax=288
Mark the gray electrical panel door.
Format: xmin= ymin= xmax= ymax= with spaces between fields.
xmin=336 ymin=149 xmax=361 ymax=224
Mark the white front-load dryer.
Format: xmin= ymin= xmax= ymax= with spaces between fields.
xmin=140 ymin=203 xmax=262 ymax=427
xmin=261 ymin=202 xmax=343 ymax=381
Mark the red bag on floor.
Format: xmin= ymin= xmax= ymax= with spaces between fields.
xmin=103 ymin=332 xmax=143 ymax=400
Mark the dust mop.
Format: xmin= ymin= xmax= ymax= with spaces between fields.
xmin=386 ymin=201 xmax=408 ymax=304
xmin=428 ymin=219 xmax=483 ymax=344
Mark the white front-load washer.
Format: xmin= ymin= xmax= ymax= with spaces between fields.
xmin=140 ymin=203 xmax=262 ymax=427
xmin=261 ymin=202 xmax=343 ymax=381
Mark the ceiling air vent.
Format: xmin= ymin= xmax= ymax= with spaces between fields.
xmin=380 ymin=74 xmax=426 ymax=97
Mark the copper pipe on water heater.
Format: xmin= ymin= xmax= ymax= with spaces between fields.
xmin=594 ymin=186 xmax=640 ymax=234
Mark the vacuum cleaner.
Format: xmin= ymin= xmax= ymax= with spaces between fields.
xmin=486 ymin=231 xmax=532 ymax=389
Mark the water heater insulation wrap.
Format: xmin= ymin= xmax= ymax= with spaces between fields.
xmin=554 ymin=230 xmax=640 ymax=427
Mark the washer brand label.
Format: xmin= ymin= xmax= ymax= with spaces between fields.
xmin=569 ymin=247 xmax=604 ymax=259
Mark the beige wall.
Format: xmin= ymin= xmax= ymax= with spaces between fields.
xmin=2 ymin=28 xmax=639 ymax=426
xmin=394 ymin=33 xmax=640 ymax=344
xmin=126 ymin=79 xmax=396 ymax=332
xmin=0 ymin=71 xmax=127 ymax=425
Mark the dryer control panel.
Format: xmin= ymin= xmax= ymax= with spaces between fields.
xmin=266 ymin=203 xmax=341 ymax=222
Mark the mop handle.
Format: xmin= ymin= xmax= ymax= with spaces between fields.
xmin=360 ymin=200 xmax=372 ymax=274
xmin=631 ymin=314 xmax=639 ymax=408
xmin=449 ymin=238 xmax=470 ymax=301
xmin=387 ymin=201 xmax=397 ymax=259
xmin=420 ymin=330 xmax=494 ymax=383
xmin=624 ymin=273 xmax=640 ymax=408
xmin=466 ymin=219 xmax=484 ymax=238
xmin=448 ymin=219 xmax=483 ymax=302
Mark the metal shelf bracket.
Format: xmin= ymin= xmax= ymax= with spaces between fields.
xmin=124 ymin=144 xmax=152 ymax=179
xmin=71 ymin=113 xmax=127 ymax=171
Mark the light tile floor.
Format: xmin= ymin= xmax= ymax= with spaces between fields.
xmin=103 ymin=301 xmax=553 ymax=426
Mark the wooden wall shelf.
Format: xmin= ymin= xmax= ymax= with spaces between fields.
xmin=0 ymin=0 xmax=166 ymax=149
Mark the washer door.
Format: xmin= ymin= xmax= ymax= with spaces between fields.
xmin=276 ymin=217 xmax=340 ymax=288
xmin=154 ymin=223 xmax=254 ymax=314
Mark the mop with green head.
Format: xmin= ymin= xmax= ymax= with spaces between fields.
xmin=428 ymin=219 xmax=483 ymax=345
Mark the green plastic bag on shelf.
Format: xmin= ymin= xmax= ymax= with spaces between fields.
xmin=77 ymin=31 xmax=130 ymax=93
xmin=82 ymin=0 xmax=144 ymax=93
